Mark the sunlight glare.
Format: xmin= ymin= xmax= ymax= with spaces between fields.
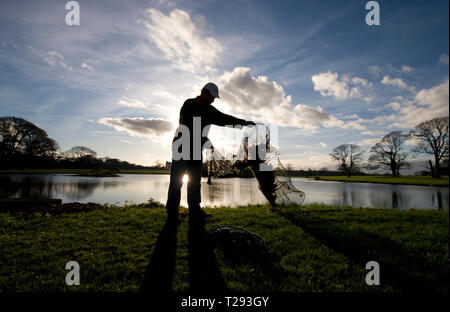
xmin=182 ymin=174 xmax=189 ymax=183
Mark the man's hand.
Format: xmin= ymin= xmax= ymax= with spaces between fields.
xmin=245 ymin=120 xmax=256 ymax=127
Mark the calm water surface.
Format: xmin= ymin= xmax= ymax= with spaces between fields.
xmin=0 ymin=173 xmax=448 ymax=210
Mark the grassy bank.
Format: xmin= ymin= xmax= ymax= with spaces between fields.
xmin=314 ymin=175 xmax=449 ymax=186
xmin=0 ymin=168 xmax=170 ymax=175
xmin=0 ymin=201 xmax=448 ymax=292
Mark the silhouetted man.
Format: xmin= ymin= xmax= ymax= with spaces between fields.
xmin=166 ymin=82 xmax=255 ymax=224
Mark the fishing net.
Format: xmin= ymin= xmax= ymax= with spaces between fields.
xmin=205 ymin=124 xmax=305 ymax=208
xmin=206 ymin=224 xmax=268 ymax=263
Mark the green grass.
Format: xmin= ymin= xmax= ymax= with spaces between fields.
xmin=0 ymin=201 xmax=448 ymax=292
xmin=314 ymin=175 xmax=449 ymax=186
xmin=0 ymin=168 xmax=170 ymax=175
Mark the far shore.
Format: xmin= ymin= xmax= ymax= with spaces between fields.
xmin=313 ymin=175 xmax=449 ymax=187
xmin=0 ymin=168 xmax=170 ymax=175
xmin=0 ymin=169 xmax=448 ymax=187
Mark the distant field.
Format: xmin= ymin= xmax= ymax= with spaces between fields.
xmin=0 ymin=168 xmax=170 ymax=175
xmin=314 ymin=175 xmax=449 ymax=186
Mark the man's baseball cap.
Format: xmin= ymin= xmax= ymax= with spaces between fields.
xmin=202 ymin=82 xmax=220 ymax=98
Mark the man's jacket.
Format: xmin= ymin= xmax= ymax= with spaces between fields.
xmin=173 ymin=97 xmax=246 ymax=160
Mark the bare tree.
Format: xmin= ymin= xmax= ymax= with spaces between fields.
xmin=330 ymin=144 xmax=364 ymax=177
xmin=368 ymin=131 xmax=411 ymax=176
xmin=410 ymin=117 xmax=449 ymax=178
xmin=66 ymin=146 xmax=97 ymax=159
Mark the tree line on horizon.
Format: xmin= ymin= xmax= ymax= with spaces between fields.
xmin=0 ymin=116 xmax=156 ymax=171
xmin=329 ymin=116 xmax=449 ymax=178
xmin=1 ymin=116 xmax=448 ymax=177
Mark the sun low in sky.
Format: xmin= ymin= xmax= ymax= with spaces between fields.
xmin=0 ymin=0 xmax=448 ymax=171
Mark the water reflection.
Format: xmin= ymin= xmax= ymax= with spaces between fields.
xmin=0 ymin=174 xmax=123 ymax=201
xmin=295 ymin=180 xmax=448 ymax=210
xmin=0 ymin=174 xmax=448 ymax=210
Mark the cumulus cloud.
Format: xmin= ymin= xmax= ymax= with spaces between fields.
xmin=414 ymin=77 xmax=449 ymax=114
xmin=218 ymin=67 xmax=350 ymax=129
xmin=400 ymin=65 xmax=414 ymax=73
xmin=311 ymin=71 xmax=368 ymax=100
xmin=219 ymin=67 xmax=288 ymax=111
xmin=440 ymin=54 xmax=449 ymax=65
xmin=390 ymin=77 xmax=449 ymax=128
xmin=341 ymin=119 xmax=367 ymax=131
xmin=98 ymin=117 xmax=173 ymax=139
xmin=381 ymin=75 xmax=415 ymax=92
xmin=385 ymin=101 xmax=401 ymax=112
xmin=81 ymin=62 xmax=93 ymax=70
xmin=138 ymin=8 xmax=223 ymax=73
xmin=368 ymin=65 xmax=381 ymax=77
xmin=351 ymin=77 xmax=371 ymax=87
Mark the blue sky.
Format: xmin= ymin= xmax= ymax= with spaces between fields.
xmin=0 ymin=0 xmax=448 ymax=170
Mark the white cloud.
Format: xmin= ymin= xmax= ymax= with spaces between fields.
xmin=43 ymin=51 xmax=72 ymax=70
xmin=81 ymin=62 xmax=93 ymax=70
xmin=414 ymin=77 xmax=449 ymax=114
xmin=368 ymin=65 xmax=381 ymax=77
xmin=361 ymin=130 xmax=385 ymax=136
xmin=117 ymin=97 xmax=152 ymax=109
xmin=59 ymin=62 xmax=73 ymax=71
xmin=138 ymin=8 xmax=223 ymax=73
xmin=439 ymin=54 xmax=449 ymax=65
xmin=352 ymin=77 xmax=371 ymax=87
xmin=152 ymin=91 xmax=180 ymax=101
xmin=381 ymin=75 xmax=415 ymax=92
xmin=311 ymin=71 xmax=368 ymax=100
xmin=400 ymin=65 xmax=414 ymax=73
xmin=218 ymin=67 xmax=352 ymax=129
xmin=342 ymin=114 xmax=359 ymax=119
xmin=98 ymin=117 xmax=173 ymax=139
xmin=47 ymin=51 xmax=63 ymax=60
xmin=390 ymin=77 xmax=449 ymax=128
xmin=404 ymin=136 xmax=423 ymax=147
xmin=282 ymin=152 xmax=336 ymax=170
xmin=363 ymin=95 xmax=375 ymax=103
xmin=358 ymin=137 xmax=382 ymax=147
xmin=385 ymin=101 xmax=401 ymax=112
xmin=43 ymin=50 xmax=72 ymax=71
xmin=319 ymin=142 xmax=327 ymax=147
xmin=341 ymin=119 xmax=367 ymax=131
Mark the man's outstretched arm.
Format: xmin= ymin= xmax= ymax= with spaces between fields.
xmin=209 ymin=106 xmax=255 ymax=127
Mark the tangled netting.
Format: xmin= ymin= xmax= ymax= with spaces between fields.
xmin=205 ymin=124 xmax=305 ymax=208
xmin=207 ymin=224 xmax=267 ymax=258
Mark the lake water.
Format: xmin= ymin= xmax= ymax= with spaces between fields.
xmin=0 ymin=173 xmax=448 ymax=210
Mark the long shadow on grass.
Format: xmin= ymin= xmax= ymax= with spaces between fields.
xmin=279 ymin=210 xmax=448 ymax=292
xmin=188 ymin=216 xmax=227 ymax=293
xmin=141 ymin=221 xmax=177 ymax=293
